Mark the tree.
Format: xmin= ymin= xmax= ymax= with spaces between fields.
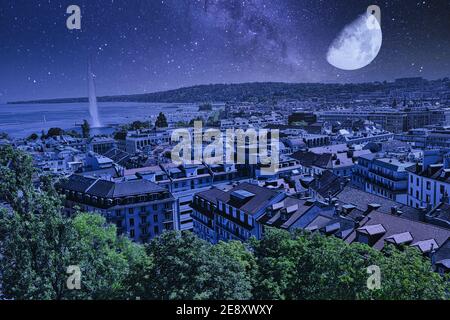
xmin=113 ymin=130 xmax=128 ymax=141
xmin=0 ymin=191 xmax=80 ymax=300
xmin=81 ymin=120 xmax=90 ymax=138
xmin=26 ymin=133 xmax=39 ymax=141
xmin=250 ymin=228 xmax=296 ymax=300
xmin=139 ymin=231 xmax=253 ymax=300
xmin=250 ymin=228 xmax=449 ymax=300
xmin=0 ymin=145 xmax=36 ymax=214
xmin=155 ymin=112 xmax=168 ymax=128
xmin=0 ymin=147 xmax=147 ymax=300
xmin=130 ymin=120 xmax=150 ymax=131
xmin=47 ymin=127 xmax=64 ymax=137
xmin=198 ymin=103 xmax=213 ymax=111
xmin=69 ymin=213 xmax=148 ymax=300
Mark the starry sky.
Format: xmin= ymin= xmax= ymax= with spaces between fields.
xmin=0 ymin=0 xmax=449 ymax=102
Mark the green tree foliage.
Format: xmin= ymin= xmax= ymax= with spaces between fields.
xmin=0 ymin=147 xmax=448 ymax=300
xmin=137 ymin=231 xmax=253 ymax=300
xmin=155 ymin=112 xmax=168 ymax=128
xmin=251 ymin=228 xmax=449 ymax=300
xmin=198 ymin=103 xmax=213 ymax=111
xmin=69 ymin=213 xmax=148 ymax=300
xmin=0 ymin=147 xmax=145 ymax=300
xmin=26 ymin=133 xmax=39 ymax=141
xmin=0 ymin=145 xmax=36 ymax=213
xmin=46 ymin=127 xmax=65 ymax=137
xmin=130 ymin=120 xmax=150 ymax=131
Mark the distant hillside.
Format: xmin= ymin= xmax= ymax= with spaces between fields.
xmin=7 ymin=79 xmax=446 ymax=105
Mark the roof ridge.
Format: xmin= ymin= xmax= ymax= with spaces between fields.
xmin=84 ymin=178 xmax=101 ymax=193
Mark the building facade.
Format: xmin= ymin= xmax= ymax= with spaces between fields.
xmin=57 ymin=174 xmax=177 ymax=243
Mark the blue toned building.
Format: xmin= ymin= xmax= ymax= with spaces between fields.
xmin=191 ymin=182 xmax=285 ymax=243
xmin=57 ymin=174 xmax=177 ymax=243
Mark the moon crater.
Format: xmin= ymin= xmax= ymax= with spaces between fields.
xmin=327 ymin=13 xmax=382 ymax=71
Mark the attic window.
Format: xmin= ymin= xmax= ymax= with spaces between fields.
xmin=272 ymin=201 xmax=284 ymax=211
xmin=358 ymin=224 xmax=386 ymax=236
xmin=286 ymin=204 xmax=299 ymax=214
xmin=385 ymin=232 xmax=413 ymax=245
xmin=411 ymin=239 xmax=439 ymax=253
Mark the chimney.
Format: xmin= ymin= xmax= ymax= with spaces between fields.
xmin=390 ymin=206 xmax=398 ymax=216
xmin=367 ymin=203 xmax=381 ymax=213
xmin=418 ymin=206 xmax=427 ymax=222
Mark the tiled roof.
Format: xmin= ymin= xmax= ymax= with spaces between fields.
xmin=347 ymin=211 xmax=450 ymax=251
xmin=223 ymin=183 xmax=281 ymax=215
xmin=309 ymin=170 xmax=347 ymax=198
xmin=334 ymin=186 xmax=421 ymax=217
xmin=57 ymin=174 xmax=166 ymax=198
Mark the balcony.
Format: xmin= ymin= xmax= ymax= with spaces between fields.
xmin=368 ymin=169 xmax=404 ymax=182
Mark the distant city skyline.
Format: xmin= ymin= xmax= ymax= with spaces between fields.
xmin=0 ymin=0 xmax=449 ymax=102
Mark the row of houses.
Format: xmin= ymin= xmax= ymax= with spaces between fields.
xmin=190 ymin=179 xmax=450 ymax=273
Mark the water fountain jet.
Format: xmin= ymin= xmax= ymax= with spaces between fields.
xmin=87 ymin=60 xmax=102 ymax=128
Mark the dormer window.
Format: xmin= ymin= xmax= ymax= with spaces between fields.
xmin=385 ymin=232 xmax=413 ymax=246
xmin=357 ymin=224 xmax=386 ymax=246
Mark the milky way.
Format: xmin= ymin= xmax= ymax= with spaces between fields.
xmin=0 ymin=0 xmax=449 ymax=101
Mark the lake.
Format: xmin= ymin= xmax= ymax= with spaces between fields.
xmin=0 ymin=102 xmax=197 ymax=138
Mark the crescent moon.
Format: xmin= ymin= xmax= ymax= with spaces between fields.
xmin=327 ymin=13 xmax=382 ymax=71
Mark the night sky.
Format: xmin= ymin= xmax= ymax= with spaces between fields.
xmin=0 ymin=0 xmax=449 ymax=102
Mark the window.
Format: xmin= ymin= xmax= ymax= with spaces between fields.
xmin=426 ymin=195 xmax=431 ymax=203
xmin=248 ymin=216 xmax=253 ymax=226
xmin=128 ymin=208 xmax=134 ymax=215
xmin=152 ymin=204 xmax=158 ymax=211
xmin=240 ymin=211 xmax=244 ymax=222
xmin=154 ymin=226 xmax=159 ymax=235
xmin=153 ymin=215 xmax=158 ymax=223
xmin=426 ymin=181 xmax=431 ymax=190
xmin=115 ymin=209 xmax=121 ymax=216
xmin=140 ymin=206 xmax=146 ymax=213
xmin=130 ymin=229 xmax=135 ymax=238
xmin=129 ymin=218 xmax=135 ymax=226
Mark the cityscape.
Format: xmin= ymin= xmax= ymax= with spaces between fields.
xmin=0 ymin=0 xmax=449 ymax=307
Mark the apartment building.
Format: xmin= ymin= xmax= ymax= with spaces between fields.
xmin=406 ymin=151 xmax=450 ymax=209
xmin=124 ymin=130 xmax=170 ymax=154
xmin=57 ymin=174 xmax=177 ymax=243
xmin=353 ymin=154 xmax=414 ymax=204
xmin=191 ymin=182 xmax=285 ymax=243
